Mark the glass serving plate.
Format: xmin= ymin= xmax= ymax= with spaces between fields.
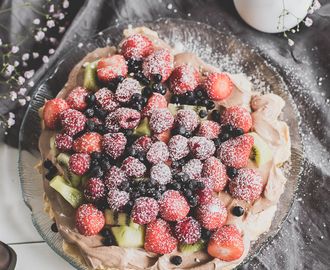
xmin=18 ymin=18 xmax=304 ymax=270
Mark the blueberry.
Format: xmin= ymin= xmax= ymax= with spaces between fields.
xmin=135 ymin=71 xmax=144 ymax=82
xmin=141 ymin=75 xmax=150 ymax=86
xmin=132 ymin=93 xmax=142 ymax=102
xmin=43 ymin=159 xmax=53 ymax=169
xmin=223 ymin=124 xmax=234 ymax=134
xmin=104 ymin=238 xmax=114 ymax=246
xmin=86 ymin=120 xmax=95 ymax=131
xmin=199 ymin=109 xmax=208 ymax=119
xmin=119 ymin=181 xmax=130 ymax=191
xmin=234 ymin=128 xmax=244 ymax=137
xmin=153 ymin=73 xmax=162 ymax=83
xmin=123 ymin=200 xmax=134 ymax=213
xmin=184 ymin=130 xmax=192 ymax=138
xmin=159 ymin=84 xmax=167 ymax=95
xmin=101 ymin=228 xmax=111 ymax=237
xmin=85 ymin=93 xmax=96 ymax=104
xmin=152 ymin=82 xmax=160 ymax=93
xmin=49 ymin=165 xmax=58 ymax=175
xmin=178 ymin=159 xmax=186 ymax=167
xmin=137 ymin=151 xmax=147 ymax=163
xmin=51 ymin=223 xmax=58 ymax=233
xmin=143 ymin=87 xmax=152 ymax=98
xmin=177 ymin=172 xmax=189 ymax=183
xmin=91 ymin=151 xmax=101 ymax=160
xmin=212 ymin=137 xmax=221 ymax=149
xmin=227 ymin=167 xmax=238 ymax=178
xmin=141 ymin=97 xmax=148 ymax=107
xmin=147 ymin=178 xmax=157 ymax=188
xmin=157 ymin=185 xmax=167 ymax=193
xmin=176 ymin=125 xmax=186 ymax=136
xmin=171 ymin=256 xmax=182 ymax=266
xmin=153 ymin=191 xmax=162 ymax=200
xmin=95 ymin=124 xmax=106 ymax=135
xmin=188 ymin=99 xmax=198 ymax=106
xmin=95 ymin=108 xmax=108 ymax=121
xmin=116 ymin=75 xmax=125 ymax=83
xmin=219 ymin=133 xmax=230 ymax=142
xmin=183 ymin=189 xmax=193 ymax=198
xmin=233 ymin=206 xmax=244 ymax=217
xmin=199 ymin=98 xmax=209 ymax=107
xmin=108 ymin=81 xmax=117 ymax=92
xmin=188 ymin=196 xmax=198 ymax=207
xmin=124 ymin=129 xmax=133 ymax=137
xmin=128 ymin=147 xmax=137 ymax=157
xmin=188 ymin=179 xmax=198 ymax=190
xmin=132 ymin=102 xmax=142 ymax=111
xmin=201 ymin=227 xmax=212 ymax=239
xmin=171 ymin=182 xmax=182 ymax=191
xmin=211 ymin=109 xmax=220 ymax=122
xmin=197 ymin=181 xmax=205 ymax=190
xmin=101 ymin=160 xmax=111 ymax=172
xmin=171 ymin=160 xmax=180 ymax=169
xmin=92 ymin=166 xmax=103 ymax=178
xmin=207 ymin=100 xmax=215 ymax=110
xmin=195 ymin=88 xmax=203 ymax=98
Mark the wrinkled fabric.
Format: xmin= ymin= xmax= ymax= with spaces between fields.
xmin=1 ymin=0 xmax=330 ymax=269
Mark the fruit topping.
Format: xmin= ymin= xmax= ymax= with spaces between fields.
xmin=54 ymin=132 xmax=73 ymax=152
xmin=102 ymin=133 xmax=127 ymax=160
xmin=152 ymin=129 xmax=172 ymax=144
xmin=207 ymin=225 xmax=244 ymax=261
xmin=43 ymin=98 xmax=70 ymax=129
xmin=66 ymin=86 xmax=91 ymax=111
xmin=115 ymin=78 xmax=142 ymax=104
xmin=202 ymin=156 xmax=228 ymax=192
xmin=104 ymin=111 xmax=121 ymax=133
xmin=178 ymin=238 xmax=207 ymax=254
xmin=182 ymin=159 xmax=203 ymax=179
xmin=188 ymin=136 xmax=216 ymax=160
xmin=158 ymin=190 xmax=190 ymax=221
xmin=60 ymin=109 xmax=86 ymax=137
xmin=150 ymin=163 xmax=172 ymax=185
xmin=116 ymin=107 xmax=141 ymax=129
xmin=121 ymin=34 xmax=154 ymax=61
xmin=140 ymin=93 xmax=167 ymax=119
xmin=69 ymin=153 xmax=91 ymax=176
xmin=84 ymin=60 xmax=100 ymax=92
xmin=146 ymin=141 xmax=169 ymax=165
xmin=111 ymin=223 xmax=145 ymax=248
xmin=248 ymin=132 xmax=273 ymax=167
xmin=131 ymin=135 xmax=152 ymax=152
xmin=97 ymin=54 xmax=128 ymax=84
xmin=131 ymin=197 xmax=159 ymax=225
xmin=196 ymin=120 xmax=221 ymax=140
xmin=202 ymin=72 xmax=233 ymax=101
xmin=232 ymin=206 xmax=244 ymax=217
xmin=228 ymin=168 xmax=263 ymax=201
xmin=169 ymin=65 xmax=200 ymax=96
xmin=84 ymin=177 xmax=106 ymax=202
xmin=171 ymin=256 xmax=183 ymax=266
xmin=74 ymin=203 xmax=105 ymax=236
xmin=104 ymin=166 xmax=127 ymax=190
xmin=149 ymin=108 xmax=174 ymax=133
xmin=132 ymin=117 xmax=152 ymax=138
xmin=171 ymin=108 xmax=200 ymax=132
xmin=94 ymin=87 xmax=120 ymax=113
xmin=174 ymin=216 xmax=201 ymax=245
xmin=57 ymin=153 xmax=81 ymax=187
xmin=121 ymin=156 xmax=146 ymax=177
xmin=72 ymin=132 xmax=103 ymax=155
xmin=220 ymin=106 xmax=252 ymax=133
xmin=107 ymin=189 xmax=130 ymax=212
xmin=168 ymin=135 xmax=190 ymax=161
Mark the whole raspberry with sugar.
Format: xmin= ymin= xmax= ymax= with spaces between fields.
xmin=60 ymin=109 xmax=86 ymax=136
xmin=221 ymin=106 xmax=252 ymax=133
xmin=174 ymin=109 xmax=199 ymax=132
xmin=147 ymin=141 xmax=169 ymax=165
xmin=121 ymin=156 xmax=146 ymax=177
xmin=94 ymin=87 xmax=120 ymax=113
xmin=115 ymin=78 xmax=142 ymax=104
xmin=116 ymin=107 xmax=141 ymax=129
xmin=196 ymin=120 xmax=221 ymax=140
xmin=102 ymin=133 xmax=127 ymax=160
xmin=75 ymin=203 xmax=105 ymax=236
xmin=107 ymin=189 xmax=130 ymax=212
xmin=158 ymin=190 xmax=190 ymax=221
xmin=121 ymin=34 xmax=154 ymax=61
xmin=131 ymin=197 xmax=159 ymax=225
xmin=54 ymin=132 xmax=73 ymax=152
xmin=168 ymin=135 xmax=190 ymax=161
xmin=84 ymin=177 xmax=106 ymax=202
xmin=131 ymin=135 xmax=153 ymax=152
xmin=149 ymin=108 xmax=174 ymax=133
xmin=141 ymin=93 xmax=167 ymax=119
xmin=69 ymin=153 xmax=91 ymax=176
xmin=104 ymin=166 xmax=127 ymax=190
xmin=229 ymin=168 xmax=263 ymax=201
xmin=104 ymin=111 xmax=121 ymax=133
xmin=174 ymin=216 xmax=201 ymax=245
xmin=182 ymin=159 xmax=203 ymax=179
xmin=202 ymin=156 xmax=228 ymax=192
xmin=169 ymin=65 xmax=200 ymax=95
xmin=189 ymin=136 xmax=216 ymax=160
xmin=150 ymin=163 xmax=172 ymax=185
xmin=72 ymin=132 xmax=102 ymax=155
xmin=66 ymin=86 xmax=90 ymax=111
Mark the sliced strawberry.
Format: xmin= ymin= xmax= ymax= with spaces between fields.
xmin=72 ymin=132 xmax=103 ymax=155
xmin=74 ymin=203 xmax=105 ymax=236
xmin=97 ymin=54 xmax=128 ymax=84
xmin=216 ymin=134 xmax=254 ymax=169
xmin=102 ymin=133 xmax=127 ymax=160
xmin=142 ymin=48 xmax=173 ymax=82
xmin=158 ymin=190 xmax=190 ymax=221
xmin=202 ymin=156 xmax=228 ymax=192
xmin=94 ymin=88 xmax=120 ymax=113
xmin=121 ymin=34 xmax=154 ymax=61
xmin=188 ymin=136 xmax=216 ymax=160
xmin=66 ymin=86 xmax=90 ymax=111
xmin=144 ymin=218 xmax=178 ymax=254
xmin=196 ymin=120 xmax=221 ymax=140
xmin=131 ymin=197 xmax=159 ymax=225
xmin=151 ymin=129 xmax=172 ymax=145
xmin=43 ymin=98 xmax=70 ymax=129
xmin=220 ymin=106 xmax=252 ymax=133
xmin=202 ymin=72 xmax=233 ymax=101
xmin=69 ymin=153 xmax=91 ymax=176
xmin=229 ymin=168 xmax=263 ymax=201
xmin=140 ymin=93 xmax=167 ymax=119
xmin=149 ymin=108 xmax=174 ymax=133
xmin=207 ymin=225 xmax=244 ymax=261
xmin=169 ymin=65 xmax=200 ymax=95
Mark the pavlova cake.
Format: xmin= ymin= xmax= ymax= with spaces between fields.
xmin=37 ymin=26 xmax=291 ymax=270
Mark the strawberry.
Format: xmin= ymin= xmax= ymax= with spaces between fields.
xmin=158 ymin=190 xmax=190 ymax=221
xmin=43 ymin=98 xmax=70 ymax=129
xmin=151 ymin=129 xmax=172 ymax=145
xmin=84 ymin=177 xmax=106 ymax=202
xmin=116 ymin=107 xmax=141 ymax=129
xmin=69 ymin=153 xmax=91 ymax=175
xmin=104 ymin=166 xmax=127 ymax=190
xmin=228 ymin=168 xmax=263 ymax=201
xmin=182 ymin=159 xmax=203 ymax=179
xmin=74 ymin=203 xmax=105 ymax=236
xmin=115 ymin=78 xmax=142 ymax=104
xmin=169 ymin=65 xmax=200 ymax=95
xmin=54 ymin=132 xmax=73 ymax=152
xmin=72 ymin=132 xmax=103 ymax=155
xmin=207 ymin=225 xmax=244 ymax=261
xmin=97 ymin=54 xmax=128 ymax=84
xmin=140 ymin=93 xmax=167 ymax=119
xmin=196 ymin=196 xmax=227 ymax=231
xmin=202 ymin=156 xmax=228 ymax=192
xmin=202 ymin=72 xmax=233 ymax=101
xmin=66 ymin=86 xmax=90 ymax=111
xmin=174 ymin=216 xmax=201 ymax=245
xmin=107 ymin=188 xmax=130 ymax=212
xmin=168 ymin=135 xmax=190 ymax=161
xmin=147 ymin=141 xmax=169 ymax=165
xmin=102 ymin=133 xmax=127 ymax=160
xmin=188 ymin=136 xmax=216 ymax=160
xmin=131 ymin=135 xmax=153 ymax=152
xmin=173 ymin=109 xmax=199 ymax=132
xmin=149 ymin=108 xmax=174 ymax=133
xmin=220 ymin=106 xmax=252 ymax=133
xmin=120 ymin=157 xmax=146 ymax=177
xmin=216 ymin=134 xmax=254 ymax=169
xmin=142 ymin=48 xmax=174 ymax=82
xmin=121 ymin=34 xmax=154 ymax=61
xmin=60 ymin=109 xmax=86 ymax=136
xmin=94 ymin=88 xmax=120 ymax=113
xmin=131 ymin=197 xmax=159 ymax=225
xmin=150 ymin=163 xmax=172 ymax=185
xmin=144 ymin=218 xmax=178 ymax=254
xmin=196 ymin=120 xmax=221 ymax=140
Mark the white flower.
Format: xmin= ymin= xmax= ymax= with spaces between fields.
xmin=9 ymin=112 xmax=15 ymax=119
xmin=47 ymin=20 xmax=55 ymax=28
xmin=35 ymin=31 xmax=45 ymax=42
xmin=14 ymin=61 xmax=19 ymax=67
xmin=11 ymin=46 xmax=19 ymax=53
xmin=33 ymin=18 xmax=40 ymax=25
xmin=307 ymin=7 xmax=314 ymax=14
xmin=24 ymin=70 xmax=35 ymax=79
xmin=18 ymin=76 xmax=26 ymax=85
xmin=26 ymin=96 xmax=31 ymax=101
xmin=42 ymin=55 xmax=49 ymax=63
xmin=49 ymin=48 xmax=55 ymax=54
xmin=18 ymin=88 xmax=27 ymax=95
xmin=33 ymin=52 xmax=39 ymax=59
xmin=10 ymin=91 xmax=17 ymax=101
xmin=6 ymin=64 xmax=15 ymax=74
xmin=288 ymin=39 xmax=294 ymax=46
xmin=59 ymin=13 xmax=65 ymax=20
xmin=19 ymin=99 xmax=27 ymax=106
xmin=63 ymin=0 xmax=69 ymax=9
xmin=305 ymin=17 xmax=313 ymax=27
xmin=49 ymin=4 xmax=54 ymax=13
xmin=50 ymin=37 xmax=58 ymax=45
xmin=22 ymin=53 xmax=29 ymax=61
xmin=313 ymin=0 xmax=321 ymax=10
xmin=8 ymin=118 xmax=15 ymax=127
xmin=58 ymin=26 xmax=66 ymax=34
xmin=28 ymin=81 xmax=35 ymax=87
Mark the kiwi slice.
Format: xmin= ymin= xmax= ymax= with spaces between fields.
xmin=50 ymin=132 xmax=60 ymax=157
xmin=111 ymin=224 xmax=145 ymax=248
xmin=84 ymin=59 xmax=101 ymax=92
xmin=56 ymin=153 xmax=81 ymax=187
xmin=105 ymin=209 xmax=130 ymax=226
xmin=133 ymin=117 xmax=151 ymax=138
xmin=167 ymin=103 xmax=207 ymax=122
xmin=178 ymin=238 xmax=207 ymax=254
xmin=248 ymin=132 xmax=273 ymax=167
xmin=49 ymin=175 xmax=84 ymax=208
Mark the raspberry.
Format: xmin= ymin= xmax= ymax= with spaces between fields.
xmin=116 ymin=107 xmax=141 ymax=129
xmin=131 ymin=135 xmax=153 ymax=152
xmin=84 ymin=177 xmax=106 ymax=202
xmin=141 ymin=93 xmax=167 ymax=119
xmin=72 ymin=132 xmax=103 ymax=155
xmin=54 ymin=132 xmax=73 ymax=152
xmin=150 ymin=163 xmax=172 ymax=185
xmin=94 ymin=87 xmax=120 ymax=113
xmin=169 ymin=65 xmax=200 ymax=96
xmin=149 ymin=108 xmax=174 ymax=133
xmin=120 ymin=157 xmax=146 ymax=177
xmin=102 ymin=133 xmax=127 ymax=160
xmin=196 ymin=120 xmax=221 ymax=140
xmin=60 ymin=109 xmax=86 ymax=136
xmin=147 ymin=141 xmax=169 ymax=165
xmin=115 ymin=78 xmax=142 ymax=104
xmin=104 ymin=111 xmax=121 ymax=133
xmin=168 ymin=135 xmax=190 ymax=161
xmin=188 ymin=136 xmax=216 ymax=160
xmin=182 ymin=159 xmax=203 ymax=179
xmin=131 ymin=197 xmax=159 ymax=225
xmin=104 ymin=166 xmax=127 ymax=190
xmin=69 ymin=153 xmax=91 ymax=175
xmin=107 ymin=189 xmax=130 ymax=212
xmin=173 ymin=109 xmax=199 ymax=132
xmin=121 ymin=34 xmax=154 ymax=61
xmin=174 ymin=216 xmax=201 ymax=245
xmin=220 ymin=106 xmax=252 ymax=133
xmin=75 ymin=204 xmax=105 ymax=236
xmin=66 ymin=86 xmax=90 ymax=111
xmin=202 ymin=157 xmax=228 ymax=192
xmin=158 ymin=190 xmax=190 ymax=221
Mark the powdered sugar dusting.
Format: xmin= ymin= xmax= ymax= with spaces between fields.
xmin=150 ymin=163 xmax=172 ymax=185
